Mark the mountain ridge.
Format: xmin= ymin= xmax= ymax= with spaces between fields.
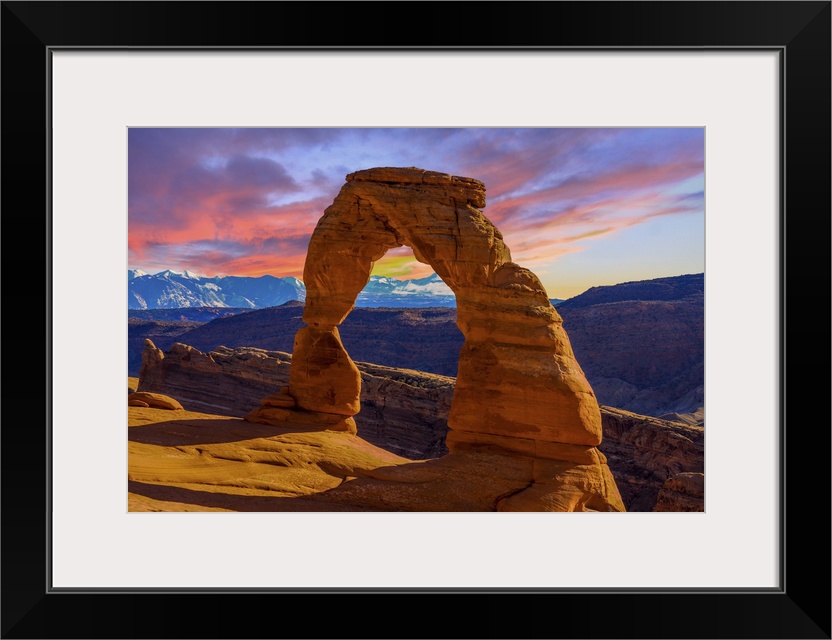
xmin=130 ymin=268 xmax=702 ymax=310
xmin=557 ymin=272 xmax=703 ymax=310
xmin=126 ymin=273 xmax=704 ymax=420
xmin=128 ymin=270 xmax=306 ymax=309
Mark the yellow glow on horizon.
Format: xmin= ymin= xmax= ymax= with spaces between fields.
xmin=370 ymin=254 xmax=434 ymax=279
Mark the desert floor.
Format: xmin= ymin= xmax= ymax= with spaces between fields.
xmin=128 ymin=380 xmax=541 ymax=512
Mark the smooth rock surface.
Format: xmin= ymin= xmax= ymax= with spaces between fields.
xmin=138 ymin=341 xmax=703 ymax=510
xmin=138 ymin=340 xmax=453 ymax=460
xmin=291 ymin=167 xmax=605 ymax=460
xmin=129 ymin=406 xmax=615 ymax=512
xmin=128 ymin=391 xmax=183 ymax=411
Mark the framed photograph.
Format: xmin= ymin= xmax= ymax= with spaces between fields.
xmin=3 ymin=2 xmax=829 ymax=638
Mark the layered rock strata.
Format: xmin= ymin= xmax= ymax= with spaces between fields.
xmin=598 ymin=407 xmax=704 ymax=511
xmin=128 ymin=391 xmax=183 ymax=410
xmin=138 ymin=340 xmax=452 ymax=460
xmin=151 ymin=278 xmax=704 ymax=420
xmin=653 ymin=472 xmax=705 ymax=512
xmin=138 ymin=341 xmax=704 ymax=511
xmin=243 ymin=167 xmax=622 ymax=511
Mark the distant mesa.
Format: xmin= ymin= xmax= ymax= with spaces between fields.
xmin=127 ymin=304 xmax=464 ymax=382
xmin=556 ymin=273 xmax=703 ymax=311
xmin=558 ymin=272 xmax=703 ymax=417
xmin=127 ymin=274 xmax=704 ymax=420
xmin=241 ymin=166 xmax=625 ymax=511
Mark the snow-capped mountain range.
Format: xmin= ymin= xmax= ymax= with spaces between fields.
xmin=128 ymin=269 xmax=456 ymax=309
xmin=356 ymin=273 xmax=455 ymax=307
xmin=128 ymin=270 xmax=306 ymax=310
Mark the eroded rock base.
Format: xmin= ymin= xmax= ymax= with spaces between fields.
xmin=446 ymin=435 xmax=625 ymax=512
xmin=203 ymin=166 xmax=628 ymax=510
xmin=246 ymin=404 xmax=357 ymax=434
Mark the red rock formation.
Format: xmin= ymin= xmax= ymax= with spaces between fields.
xmin=128 ymin=391 xmax=183 ymax=410
xmin=599 ymin=406 xmax=704 ymax=511
xmin=138 ymin=338 xmax=166 ymax=391
xmin=288 ymin=325 xmax=361 ymax=417
xmin=245 ymin=167 xmax=623 ymax=511
xmin=138 ymin=341 xmax=453 ymax=460
xmin=653 ymin=472 xmax=705 ymax=512
xmin=138 ymin=341 xmax=703 ymax=510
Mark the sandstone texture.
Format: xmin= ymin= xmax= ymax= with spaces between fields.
xmin=128 ymin=406 xmax=406 ymax=512
xmin=287 ymin=325 xmax=361 ymax=416
xmin=133 ymin=273 xmax=704 ymax=423
xmin=128 ymin=406 xmax=606 ymax=512
xmin=128 ymin=318 xmax=202 ymax=376
xmin=599 ymin=406 xmax=704 ymax=512
xmin=243 ymin=167 xmax=622 ymax=511
xmin=127 ymin=391 xmax=183 ymax=411
xmin=137 ymin=341 xmax=703 ymax=510
xmin=138 ymin=340 xmax=453 ymax=460
xmin=653 ymin=472 xmax=705 ymax=512
xmin=128 ymin=403 xmax=702 ymax=513
xmin=138 ymin=339 xmax=167 ymax=391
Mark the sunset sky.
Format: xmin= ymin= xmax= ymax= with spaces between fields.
xmin=128 ymin=128 xmax=704 ymax=299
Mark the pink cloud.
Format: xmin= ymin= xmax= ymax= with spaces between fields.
xmin=129 ymin=128 xmax=704 ymax=281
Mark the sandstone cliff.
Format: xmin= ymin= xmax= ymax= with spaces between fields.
xmin=148 ymin=273 xmax=704 ymax=421
xmin=240 ymin=167 xmax=624 ymax=512
xmin=598 ymin=406 xmax=704 ymax=511
xmin=139 ymin=340 xmax=703 ymax=511
xmin=128 ymin=318 xmax=201 ymax=376
xmin=653 ymin=472 xmax=705 ymax=512
xmin=138 ymin=340 xmax=451 ymax=460
xmin=169 ymin=300 xmax=463 ymax=376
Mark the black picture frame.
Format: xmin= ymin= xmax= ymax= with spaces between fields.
xmin=2 ymin=2 xmax=829 ymax=638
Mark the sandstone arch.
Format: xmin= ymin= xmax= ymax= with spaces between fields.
xmin=247 ymin=167 xmax=624 ymax=511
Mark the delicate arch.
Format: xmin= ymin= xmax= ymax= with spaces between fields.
xmin=258 ymin=167 xmax=603 ymax=454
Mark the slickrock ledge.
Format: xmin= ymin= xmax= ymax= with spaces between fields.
xmin=243 ymin=166 xmax=624 ymax=511
xmin=138 ymin=340 xmax=454 ymax=460
xmin=138 ymin=341 xmax=703 ymax=511
xmin=128 ymin=391 xmax=183 ymax=411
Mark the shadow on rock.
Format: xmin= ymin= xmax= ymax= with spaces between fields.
xmin=129 ymin=417 xmax=340 ymax=447
xmin=128 ymin=480 xmax=383 ymax=512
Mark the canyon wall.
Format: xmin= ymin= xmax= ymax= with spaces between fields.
xmin=139 ymin=340 xmax=703 ymax=511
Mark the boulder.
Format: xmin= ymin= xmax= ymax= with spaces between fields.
xmin=138 ymin=341 xmax=703 ymax=510
xmin=128 ymin=391 xmax=183 ymax=411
